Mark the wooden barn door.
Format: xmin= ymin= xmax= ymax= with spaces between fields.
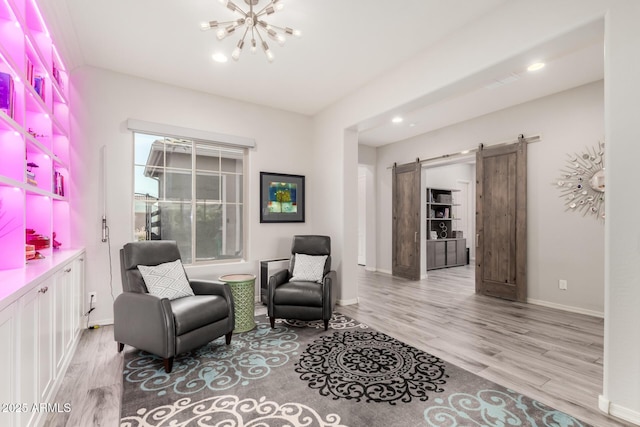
xmin=476 ymin=141 xmax=527 ymax=301
xmin=392 ymin=161 xmax=421 ymax=280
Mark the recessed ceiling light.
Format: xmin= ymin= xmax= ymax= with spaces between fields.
xmin=527 ymin=62 xmax=545 ymax=72
xmin=392 ymin=116 xmax=403 ymax=124
xmin=409 ymin=123 xmax=416 ymax=127
xmin=212 ymin=53 xmax=228 ymax=63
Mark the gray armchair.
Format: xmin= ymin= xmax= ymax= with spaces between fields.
xmin=268 ymin=235 xmax=337 ymax=330
xmin=115 ymin=240 xmax=235 ymax=373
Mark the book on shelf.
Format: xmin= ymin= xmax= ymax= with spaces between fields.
xmin=0 ymin=71 xmax=15 ymax=118
xmin=26 ymin=58 xmax=34 ymax=85
xmin=54 ymin=171 xmax=64 ymax=196
xmin=34 ymin=75 xmax=45 ymax=101
xmin=444 ymin=207 xmax=450 ymax=218
xmin=52 ymin=62 xmax=64 ymax=91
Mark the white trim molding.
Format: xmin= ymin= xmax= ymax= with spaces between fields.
xmin=127 ymin=119 xmax=256 ymax=148
xmin=527 ymin=298 xmax=603 ymax=319
xmin=336 ymin=298 xmax=359 ymax=306
xmin=599 ymin=395 xmax=640 ymax=425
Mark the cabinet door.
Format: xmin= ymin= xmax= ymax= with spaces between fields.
xmin=434 ymin=241 xmax=446 ymax=268
xmin=446 ymin=240 xmax=457 ymax=266
xmin=19 ymin=281 xmax=54 ymax=427
xmin=71 ymin=256 xmax=85 ymax=341
xmin=63 ymin=265 xmax=75 ymax=354
xmin=0 ymin=303 xmax=17 ymax=427
xmin=457 ymin=239 xmax=467 ymax=265
xmin=54 ymin=267 xmax=69 ymax=372
xmin=426 ymin=241 xmax=436 ymax=270
xmin=38 ymin=281 xmax=54 ymax=403
xmin=19 ymin=287 xmax=39 ymax=427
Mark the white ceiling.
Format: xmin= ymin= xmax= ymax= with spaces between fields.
xmin=39 ymin=0 xmax=604 ymax=147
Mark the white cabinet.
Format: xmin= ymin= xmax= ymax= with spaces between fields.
xmin=0 ymin=250 xmax=84 ymax=427
xmin=54 ymin=256 xmax=83 ymax=372
xmin=18 ymin=282 xmax=53 ymax=427
xmin=0 ymin=303 xmax=17 ymax=427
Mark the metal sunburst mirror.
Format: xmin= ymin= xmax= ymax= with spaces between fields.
xmin=555 ymin=141 xmax=605 ymax=219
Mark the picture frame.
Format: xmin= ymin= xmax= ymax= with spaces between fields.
xmin=260 ymin=172 xmax=305 ymax=223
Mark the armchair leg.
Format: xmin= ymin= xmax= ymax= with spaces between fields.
xmin=270 ymin=317 xmax=275 ymax=328
xmin=323 ymin=319 xmax=329 ymax=331
xmin=163 ymin=357 xmax=174 ymax=373
xmin=117 ymin=342 xmax=124 ymax=352
xmin=225 ymin=331 xmax=233 ymax=345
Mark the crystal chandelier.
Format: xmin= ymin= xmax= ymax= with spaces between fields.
xmin=201 ymin=0 xmax=301 ymax=62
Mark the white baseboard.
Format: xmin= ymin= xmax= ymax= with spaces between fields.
xmin=336 ymin=297 xmax=359 ymax=306
xmin=527 ymin=298 xmax=603 ymax=318
xmin=376 ymin=268 xmax=392 ymax=275
xmin=599 ymin=395 xmax=640 ymax=425
xmin=364 ymin=266 xmax=377 ymax=272
xmin=88 ymin=317 xmax=114 ymax=327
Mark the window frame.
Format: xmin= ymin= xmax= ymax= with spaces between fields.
xmin=132 ymin=131 xmax=247 ymax=265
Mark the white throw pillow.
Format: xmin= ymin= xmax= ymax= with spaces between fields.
xmin=290 ymin=253 xmax=328 ymax=283
xmin=138 ymin=259 xmax=195 ymax=300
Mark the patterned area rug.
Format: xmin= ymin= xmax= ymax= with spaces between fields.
xmin=120 ymin=313 xmax=591 ymax=426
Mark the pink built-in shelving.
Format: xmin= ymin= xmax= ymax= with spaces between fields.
xmin=0 ymin=0 xmax=70 ymax=270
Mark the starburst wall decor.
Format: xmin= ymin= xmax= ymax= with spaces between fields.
xmin=555 ymin=141 xmax=605 ymax=219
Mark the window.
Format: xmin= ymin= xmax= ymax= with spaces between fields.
xmin=133 ymin=132 xmax=244 ymax=264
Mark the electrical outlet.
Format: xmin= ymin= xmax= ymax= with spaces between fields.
xmin=558 ymin=279 xmax=568 ymax=290
xmin=88 ymin=292 xmax=97 ymax=305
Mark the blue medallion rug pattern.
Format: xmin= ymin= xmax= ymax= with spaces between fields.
xmin=120 ymin=313 xmax=592 ymax=427
xmin=123 ymin=323 xmax=299 ymax=396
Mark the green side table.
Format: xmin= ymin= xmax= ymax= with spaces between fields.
xmin=219 ymin=274 xmax=256 ymax=333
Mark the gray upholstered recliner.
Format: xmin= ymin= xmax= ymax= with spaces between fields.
xmin=268 ymin=235 xmax=337 ymax=331
xmin=115 ymin=240 xmax=235 ymax=373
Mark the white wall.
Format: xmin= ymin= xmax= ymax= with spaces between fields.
xmin=374 ymin=81 xmax=604 ymax=315
xmin=69 ymin=66 xmax=316 ymax=324
xmin=602 ymin=1 xmax=640 ymax=422
xmin=358 ymin=145 xmax=377 ymax=271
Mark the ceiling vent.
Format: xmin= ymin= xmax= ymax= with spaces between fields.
xmin=485 ymin=72 xmax=521 ymax=90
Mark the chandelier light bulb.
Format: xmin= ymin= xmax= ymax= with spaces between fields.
xmin=284 ymin=27 xmax=301 ymax=37
xmin=216 ymin=28 xmax=226 ymax=40
xmin=262 ymin=41 xmax=274 ymax=62
xmin=232 ymin=39 xmax=244 ymax=61
xmin=201 ymin=21 xmax=217 ymax=30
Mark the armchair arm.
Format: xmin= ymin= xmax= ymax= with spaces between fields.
xmin=269 ymin=268 xmax=290 ymax=287
xmin=190 ymin=280 xmax=231 ymax=298
xmin=190 ymin=280 xmax=235 ymax=327
xmin=322 ymin=270 xmax=337 ymax=321
xmin=267 ymin=269 xmax=290 ymax=314
xmin=114 ymin=292 xmax=175 ymax=358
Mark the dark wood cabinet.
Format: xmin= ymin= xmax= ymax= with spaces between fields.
xmin=426 ymin=187 xmax=467 ymax=270
xmin=427 ymin=239 xmax=466 ymax=270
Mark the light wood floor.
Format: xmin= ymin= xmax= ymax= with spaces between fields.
xmin=45 ymin=265 xmax=631 ymax=426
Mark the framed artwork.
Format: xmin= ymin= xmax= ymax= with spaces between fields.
xmin=260 ymin=172 xmax=305 ymax=223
